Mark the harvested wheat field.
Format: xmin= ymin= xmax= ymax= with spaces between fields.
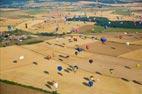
xmin=1 ymin=34 xmax=142 ymax=94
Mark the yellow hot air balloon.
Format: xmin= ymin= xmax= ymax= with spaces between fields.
xmin=136 ymin=64 xmax=141 ymax=68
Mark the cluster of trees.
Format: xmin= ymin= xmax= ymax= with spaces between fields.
xmin=67 ymin=16 xmax=142 ymax=29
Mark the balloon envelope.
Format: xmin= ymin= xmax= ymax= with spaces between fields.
xmin=89 ymin=59 xmax=93 ymax=63
xmin=57 ymin=66 xmax=63 ymax=71
xmin=88 ymin=80 xmax=93 ymax=87
xmin=19 ymin=56 xmax=24 ymax=60
xmin=126 ymin=42 xmax=130 ymax=46
xmin=100 ymin=37 xmax=107 ymax=43
xmin=75 ymin=48 xmax=84 ymax=52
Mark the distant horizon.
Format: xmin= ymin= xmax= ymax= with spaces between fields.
xmin=0 ymin=0 xmax=142 ymax=8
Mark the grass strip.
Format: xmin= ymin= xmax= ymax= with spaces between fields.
xmin=0 ymin=79 xmax=59 ymax=94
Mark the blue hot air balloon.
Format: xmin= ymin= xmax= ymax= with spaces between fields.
xmin=75 ymin=48 xmax=84 ymax=52
xmin=100 ymin=37 xmax=107 ymax=44
xmin=57 ymin=65 xmax=63 ymax=72
xmin=88 ymin=80 xmax=94 ymax=87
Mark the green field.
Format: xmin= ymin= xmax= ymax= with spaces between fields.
xmin=112 ymin=8 xmax=132 ymax=16
xmin=0 ymin=79 xmax=58 ymax=94
xmin=24 ymin=8 xmax=50 ymax=15
xmin=0 ymin=29 xmax=44 ymax=47
xmin=0 ymin=10 xmax=35 ymax=19
xmin=82 ymin=25 xmax=142 ymax=34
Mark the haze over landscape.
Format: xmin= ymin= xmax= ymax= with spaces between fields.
xmin=0 ymin=0 xmax=142 ymax=7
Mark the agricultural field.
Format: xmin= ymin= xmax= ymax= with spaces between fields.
xmin=0 ymin=0 xmax=142 ymax=94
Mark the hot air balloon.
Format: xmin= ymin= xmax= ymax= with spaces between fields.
xmin=124 ymin=32 xmax=127 ymax=35
xmin=19 ymin=56 xmax=24 ymax=60
xmin=57 ymin=65 xmax=63 ymax=72
xmin=100 ymin=37 xmax=107 ymax=44
xmin=75 ymin=51 xmax=78 ymax=55
xmin=90 ymin=76 xmax=94 ymax=81
xmin=126 ymin=42 xmax=130 ymax=46
xmin=136 ymin=64 xmax=141 ymax=68
xmin=88 ymin=80 xmax=94 ymax=87
xmin=73 ymin=65 xmax=78 ymax=73
xmin=86 ymin=45 xmax=89 ymax=50
xmin=89 ymin=59 xmax=93 ymax=64
xmin=75 ymin=47 xmax=84 ymax=52
xmin=53 ymin=81 xmax=58 ymax=91
xmin=25 ymin=23 xmax=28 ymax=28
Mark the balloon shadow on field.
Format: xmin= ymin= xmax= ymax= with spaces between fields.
xmin=33 ymin=62 xmax=38 ymax=65
xmin=47 ymin=81 xmax=53 ymax=86
xmin=132 ymin=80 xmax=142 ymax=85
xmin=45 ymin=84 xmax=52 ymax=89
xmin=43 ymin=70 xmax=49 ymax=74
xmin=121 ymin=78 xmax=129 ymax=82
xmin=95 ymin=71 xmax=102 ymax=75
xmin=66 ymin=67 xmax=72 ymax=71
xmin=64 ymin=69 xmax=70 ymax=73
xmin=58 ymin=72 xmax=63 ymax=76
xmin=83 ymin=77 xmax=90 ymax=81
xmin=82 ymin=82 xmax=89 ymax=87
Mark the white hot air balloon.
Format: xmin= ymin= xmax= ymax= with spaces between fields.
xmin=124 ymin=32 xmax=127 ymax=35
xmin=126 ymin=42 xmax=130 ymax=46
xmin=53 ymin=81 xmax=58 ymax=90
xmin=19 ymin=56 xmax=24 ymax=60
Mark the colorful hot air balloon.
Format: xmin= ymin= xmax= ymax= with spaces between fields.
xmin=100 ymin=37 xmax=107 ymax=44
